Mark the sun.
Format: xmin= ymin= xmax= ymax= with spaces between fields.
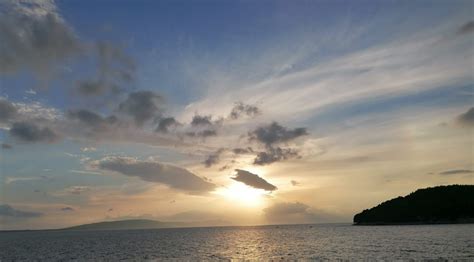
xmin=215 ymin=182 xmax=269 ymax=207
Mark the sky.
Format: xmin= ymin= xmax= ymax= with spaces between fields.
xmin=0 ymin=0 xmax=473 ymax=230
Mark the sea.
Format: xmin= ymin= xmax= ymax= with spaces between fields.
xmin=1 ymin=223 xmax=473 ymax=261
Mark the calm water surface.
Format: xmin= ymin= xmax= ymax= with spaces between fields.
xmin=1 ymin=223 xmax=473 ymax=261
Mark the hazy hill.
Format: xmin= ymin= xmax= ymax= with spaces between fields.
xmin=353 ymin=185 xmax=474 ymax=225
xmin=63 ymin=219 xmax=230 ymax=231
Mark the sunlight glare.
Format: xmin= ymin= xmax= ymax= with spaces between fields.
xmin=215 ymin=183 xmax=268 ymax=207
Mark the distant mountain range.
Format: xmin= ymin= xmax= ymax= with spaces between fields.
xmin=63 ymin=219 xmax=231 ymax=231
xmin=354 ymin=185 xmax=474 ymax=225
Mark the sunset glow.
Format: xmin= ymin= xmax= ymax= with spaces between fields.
xmin=0 ymin=0 xmax=472 ymax=233
xmin=215 ymin=183 xmax=270 ymax=208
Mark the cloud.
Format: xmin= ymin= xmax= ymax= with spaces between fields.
xmin=1 ymin=1 xmax=136 ymax=98
xmin=65 ymin=186 xmax=91 ymax=195
xmin=0 ymin=98 xmax=185 ymax=148
xmin=80 ymin=147 xmax=96 ymax=152
xmin=25 ymin=89 xmax=37 ymax=95
xmin=76 ymin=42 xmax=135 ymax=96
xmin=439 ymin=169 xmax=473 ymax=175
xmin=232 ymin=147 xmax=254 ymax=154
xmin=156 ymin=117 xmax=179 ymax=133
xmin=185 ymin=115 xmax=220 ymax=137
xmin=0 ymin=204 xmax=42 ymax=218
xmin=68 ymin=169 xmax=102 ymax=175
xmin=60 ymin=207 xmax=75 ymax=212
xmin=91 ymin=156 xmax=216 ymax=194
xmin=202 ymin=149 xmax=225 ymax=168
xmin=231 ymin=169 xmax=277 ymax=191
xmin=5 ymin=176 xmax=50 ymax=184
xmin=247 ymin=122 xmax=308 ymax=165
xmin=66 ymin=109 xmax=117 ymax=131
xmin=291 ymin=180 xmax=300 ymax=186
xmin=248 ymin=122 xmax=308 ymax=146
xmin=229 ymin=102 xmax=260 ymax=120
xmin=264 ymin=202 xmax=336 ymax=224
xmin=457 ymin=107 xmax=474 ymax=127
xmin=13 ymin=100 xmax=60 ymax=121
xmin=118 ymin=91 xmax=163 ymax=126
xmin=185 ymin=129 xmax=217 ymax=138
xmin=457 ymin=21 xmax=474 ymax=35
xmin=191 ymin=115 xmax=213 ymax=126
xmin=9 ymin=121 xmax=59 ymax=143
xmin=1 ymin=143 xmax=12 ymax=149
xmin=0 ymin=98 xmax=18 ymax=123
xmin=187 ymin=114 xmax=222 ymax=137
xmin=253 ymin=147 xmax=300 ymax=165
xmin=76 ymin=79 xmax=116 ymax=96
xmin=0 ymin=0 xmax=81 ymax=76
xmin=185 ymin=19 xmax=472 ymax=130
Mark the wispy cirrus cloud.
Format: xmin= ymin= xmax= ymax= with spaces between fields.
xmin=183 ymin=21 xmax=473 ymax=124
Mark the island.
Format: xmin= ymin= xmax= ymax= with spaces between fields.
xmin=353 ymin=185 xmax=474 ymax=225
xmin=63 ymin=219 xmax=230 ymax=231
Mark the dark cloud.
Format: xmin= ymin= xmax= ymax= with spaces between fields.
xmin=254 ymin=147 xmax=300 ymax=165
xmin=76 ymin=42 xmax=135 ymax=96
xmin=264 ymin=202 xmax=338 ymax=224
xmin=439 ymin=169 xmax=473 ymax=175
xmin=248 ymin=122 xmax=308 ymax=165
xmin=67 ymin=109 xmax=117 ymax=131
xmin=156 ymin=117 xmax=179 ymax=133
xmin=457 ymin=107 xmax=474 ymax=127
xmin=1 ymin=143 xmax=12 ymax=149
xmin=219 ymin=165 xmax=231 ymax=171
xmin=203 ymin=149 xmax=225 ymax=168
xmin=186 ymin=114 xmax=225 ymax=139
xmin=60 ymin=207 xmax=75 ymax=212
xmin=0 ymin=98 xmax=17 ymax=123
xmin=191 ymin=115 xmax=213 ymax=126
xmin=118 ymin=91 xmax=164 ymax=126
xmin=0 ymin=204 xmax=42 ymax=218
xmin=9 ymin=121 xmax=59 ymax=143
xmin=249 ymin=122 xmax=308 ymax=146
xmin=457 ymin=21 xmax=474 ymax=35
xmin=231 ymin=169 xmax=277 ymax=191
xmin=0 ymin=1 xmax=81 ymax=76
xmin=96 ymin=41 xmax=135 ymax=80
xmin=232 ymin=147 xmax=254 ymax=154
xmin=92 ymin=156 xmax=216 ymax=194
xmin=185 ymin=130 xmax=217 ymax=138
xmin=229 ymin=102 xmax=260 ymax=120
xmin=200 ymin=130 xmax=217 ymax=137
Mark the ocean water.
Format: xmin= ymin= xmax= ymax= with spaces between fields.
xmin=1 ymin=223 xmax=473 ymax=261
